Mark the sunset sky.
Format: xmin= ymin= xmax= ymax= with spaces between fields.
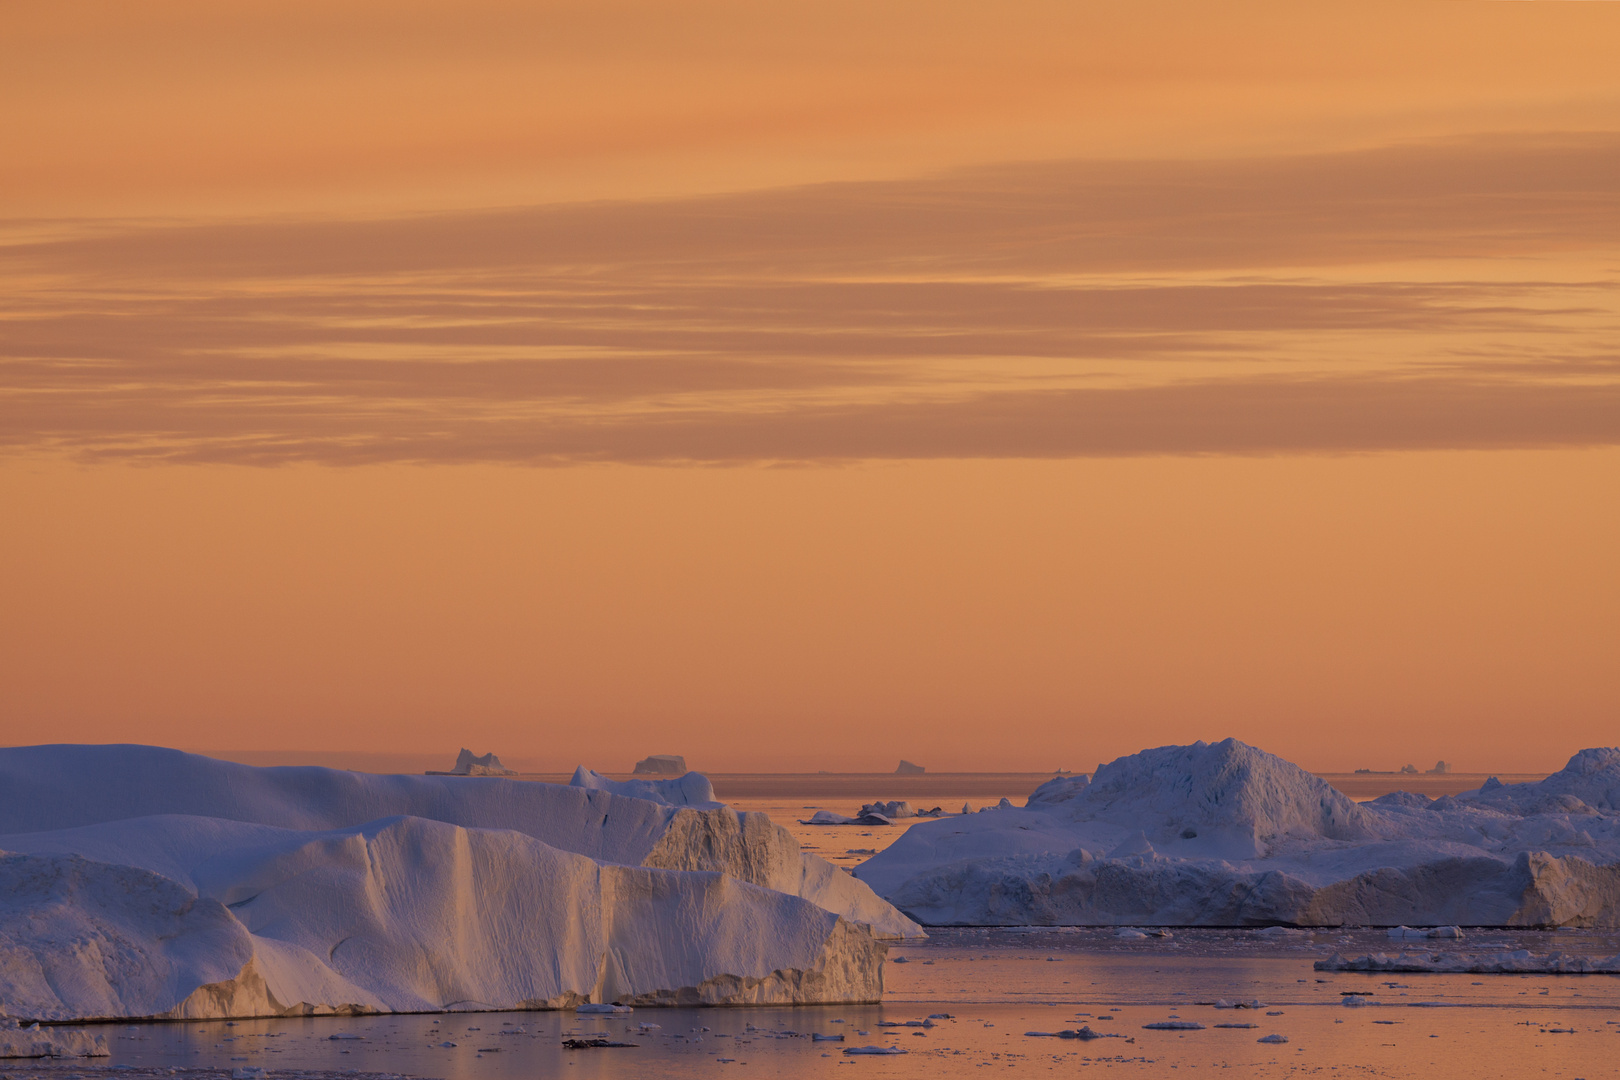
xmin=3 ymin=1 xmax=1618 ymax=773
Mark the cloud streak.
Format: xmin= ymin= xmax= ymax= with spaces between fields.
xmin=3 ymin=133 xmax=1618 ymax=464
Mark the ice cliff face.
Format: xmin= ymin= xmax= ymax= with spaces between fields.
xmin=0 ymin=745 xmax=918 ymax=1023
xmin=856 ymin=741 xmax=1620 ymax=929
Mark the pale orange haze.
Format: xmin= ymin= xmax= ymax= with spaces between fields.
xmin=2 ymin=1 xmax=1619 ymax=773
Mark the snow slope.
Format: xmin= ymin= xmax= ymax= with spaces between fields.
xmin=0 ymin=745 xmax=919 ymax=1022
xmin=855 ymin=739 xmax=1620 ymax=928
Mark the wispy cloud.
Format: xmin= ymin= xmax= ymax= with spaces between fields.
xmin=3 ymin=133 xmax=1617 ymax=464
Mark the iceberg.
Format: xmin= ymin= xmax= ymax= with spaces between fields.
xmin=854 ymin=739 xmax=1620 ymax=927
xmin=436 ymin=749 xmax=515 ymax=776
xmin=632 ymin=755 xmax=688 ymax=776
xmin=0 ymin=745 xmax=920 ymax=1023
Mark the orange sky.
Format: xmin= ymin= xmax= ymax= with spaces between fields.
xmin=3 ymin=1 xmax=1619 ymax=772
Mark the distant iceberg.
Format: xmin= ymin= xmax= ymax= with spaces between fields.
xmin=854 ymin=739 xmax=1620 ymax=928
xmin=443 ymin=749 xmax=515 ymax=776
xmin=0 ymin=744 xmax=921 ymax=1023
xmin=633 ymin=755 xmax=688 ymax=775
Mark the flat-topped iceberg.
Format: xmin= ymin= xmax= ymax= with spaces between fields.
xmin=0 ymin=745 xmax=919 ymax=1023
xmin=855 ymin=739 xmax=1620 ymax=928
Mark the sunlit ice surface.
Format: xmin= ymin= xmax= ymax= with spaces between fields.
xmin=18 ymin=928 xmax=1620 ymax=1080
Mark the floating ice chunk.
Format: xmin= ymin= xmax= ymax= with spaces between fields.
xmin=1318 ymin=950 xmax=1620 ymax=975
xmin=0 ymin=1018 xmax=108 ymax=1060
xmin=1257 ymin=1034 xmax=1288 ymax=1044
xmin=1115 ymin=928 xmax=1149 ymax=940
xmin=576 ymin=1004 xmax=634 ymax=1014
xmin=1214 ymin=1023 xmax=1257 ymax=1029
xmin=1143 ymin=1021 xmax=1205 ymax=1030
xmin=844 ymin=1045 xmax=908 ymax=1054
xmin=812 ymin=1033 xmax=844 ymax=1041
xmin=1387 ymin=926 xmax=1461 ymax=941
xmin=805 ymin=810 xmax=855 ymax=825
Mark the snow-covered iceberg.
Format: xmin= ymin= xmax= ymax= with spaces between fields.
xmin=0 ymin=745 xmax=919 ymax=1023
xmin=854 ymin=739 xmax=1620 ymax=928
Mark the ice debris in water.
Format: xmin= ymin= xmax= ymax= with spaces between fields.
xmin=1025 ymin=1027 xmax=1113 ymax=1040
xmin=1257 ymin=1034 xmax=1289 ymax=1044
xmin=1387 ymin=925 xmax=1463 ymax=940
xmin=1319 ymin=950 xmax=1620 ymax=974
xmin=844 ymin=1045 xmax=908 ymax=1055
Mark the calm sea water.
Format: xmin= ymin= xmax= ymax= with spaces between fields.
xmin=18 ymin=928 xmax=1620 ymax=1080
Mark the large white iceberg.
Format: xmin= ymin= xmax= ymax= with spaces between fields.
xmin=0 ymin=745 xmax=919 ymax=1023
xmin=855 ymin=739 xmax=1620 ymax=928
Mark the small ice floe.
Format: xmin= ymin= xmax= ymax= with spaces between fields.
xmin=1024 ymin=1027 xmax=1112 ymax=1040
xmin=844 ymin=1045 xmax=908 ymax=1055
xmin=1214 ymin=1023 xmax=1258 ymax=1029
xmin=891 ymin=956 xmax=910 ymax=963
xmin=562 ymin=1037 xmax=637 ymax=1049
xmin=638 ymin=1023 xmax=661 ymax=1031
xmin=928 ymin=1014 xmax=953 ymax=1019
xmin=437 ymin=1041 xmax=457 ymax=1047
xmin=576 ymin=1003 xmax=633 ymax=1014
xmin=804 ymin=810 xmax=855 ymax=825
xmin=1115 ymin=928 xmax=1149 ymax=940
xmin=1387 ymin=926 xmax=1464 ymax=941
xmin=1143 ymin=1022 xmax=1205 ymax=1030
xmin=813 ymin=1033 xmax=844 ymax=1041
xmin=1318 ymin=950 xmax=1620 ymax=975
xmin=231 ymin=1070 xmax=266 ymax=1080
xmin=1253 ymin=926 xmax=1307 ymax=939
xmin=327 ymin=1034 xmax=365 ymax=1040
xmin=877 ymin=1020 xmax=934 ymax=1028
xmin=1257 ymin=1034 xmax=1289 ymax=1044
xmin=1212 ymin=999 xmax=1264 ymax=1009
